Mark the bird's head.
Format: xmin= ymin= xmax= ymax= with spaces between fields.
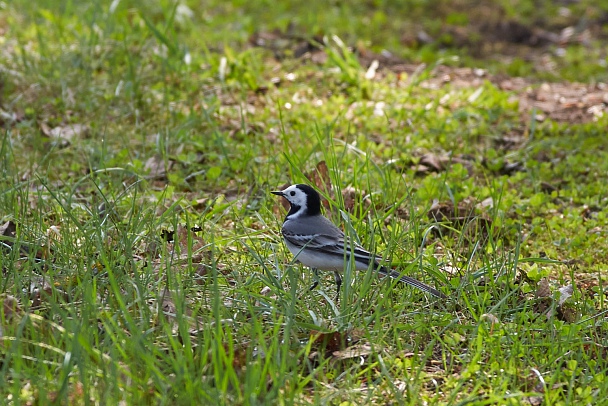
xmin=272 ymin=184 xmax=321 ymax=218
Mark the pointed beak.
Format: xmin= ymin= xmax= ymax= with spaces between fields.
xmin=271 ymin=190 xmax=284 ymax=196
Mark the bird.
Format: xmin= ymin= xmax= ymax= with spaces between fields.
xmin=272 ymin=184 xmax=446 ymax=299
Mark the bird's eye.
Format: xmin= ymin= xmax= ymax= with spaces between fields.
xmin=290 ymin=191 xmax=295 ymax=196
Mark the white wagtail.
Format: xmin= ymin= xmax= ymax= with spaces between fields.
xmin=272 ymin=184 xmax=446 ymax=298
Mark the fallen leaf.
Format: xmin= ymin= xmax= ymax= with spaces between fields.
xmin=160 ymin=225 xmax=207 ymax=253
xmin=342 ymin=186 xmax=369 ymax=213
xmin=30 ymin=277 xmax=67 ymax=310
xmin=194 ymin=264 xmax=209 ymax=284
xmin=557 ymin=284 xmax=573 ymax=307
xmin=0 ymin=220 xmax=16 ymax=251
xmin=526 ymin=396 xmax=543 ymax=406
xmin=310 ymin=330 xmax=345 ymax=356
xmin=49 ymin=123 xmax=89 ymax=140
xmin=39 ymin=122 xmax=89 ymax=148
xmin=144 ymin=155 xmax=173 ymax=180
xmin=428 ymin=199 xmax=492 ymax=248
xmin=2 ymin=295 xmax=21 ymax=321
xmin=536 ymin=278 xmax=552 ymax=298
xmin=0 ymin=220 xmax=16 ymax=237
xmin=478 ymin=197 xmax=494 ymax=209
xmin=480 ymin=313 xmax=500 ymax=326
xmin=332 ymin=343 xmax=373 ymax=360
xmin=419 ymin=152 xmax=445 ymax=172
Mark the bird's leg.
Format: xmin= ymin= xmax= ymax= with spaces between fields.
xmin=333 ymin=271 xmax=342 ymax=299
xmin=309 ymin=268 xmax=320 ymax=291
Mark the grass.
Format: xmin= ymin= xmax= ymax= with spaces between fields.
xmin=1 ymin=0 xmax=607 ymax=404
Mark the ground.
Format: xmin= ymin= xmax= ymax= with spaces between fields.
xmin=1 ymin=0 xmax=607 ymax=404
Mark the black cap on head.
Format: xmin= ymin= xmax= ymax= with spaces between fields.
xmin=295 ymin=184 xmax=322 ymax=216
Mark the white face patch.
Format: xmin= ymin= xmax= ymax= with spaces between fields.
xmin=281 ymin=185 xmax=308 ymax=219
xmin=282 ymin=185 xmax=308 ymax=207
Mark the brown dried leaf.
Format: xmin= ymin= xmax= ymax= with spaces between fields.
xmin=40 ymin=122 xmax=89 ymax=148
xmin=0 ymin=220 xmax=16 ymax=238
xmin=194 ymin=264 xmax=209 ymax=285
xmin=428 ymin=199 xmax=492 ymax=248
xmin=419 ymin=153 xmax=446 ymax=172
xmin=144 ymin=155 xmax=173 ymax=180
xmin=30 ymin=277 xmax=67 ymax=310
xmin=559 ymin=306 xmax=578 ymax=323
xmin=536 ymin=278 xmax=552 ymax=298
xmin=478 ymin=197 xmax=494 ymax=209
xmin=342 ymin=186 xmax=369 ymax=214
xmin=557 ymin=285 xmax=577 ymax=323
xmin=557 ymin=284 xmax=573 ymax=307
xmin=2 ymin=295 xmax=21 ymax=321
xmin=332 ymin=343 xmax=373 ymax=360
xmin=231 ymin=344 xmax=249 ymax=370
xmin=428 ymin=200 xmax=457 ymax=222
xmin=480 ymin=313 xmax=500 ymax=326
xmin=0 ymin=107 xmax=24 ymax=127
xmin=310 ymin=330 xmax=345 ymax=356
xmin=0 ymin=220 xmax=16 ymax=252
xmin=161 ymin=225 xmax=207 ymax=256
xmin=192 ymin=198 xmax=210 ymax=210
xmin=49 ymin=381 xmax=86 ymax=404
xmin=159 ymin=288 xmax=178 ymax=317
xmin=156 ymin=288 xmax=194 ymax=327
xmin=526 ymin=396 xmax=543 ymax=406
xmin=38 ymin=121 xmax=52 ymax=136
xmin=538 ymin=281 xmax=577 ymax=322
xmin=49 ymin=123 xmax=89 ymax=140
xmin=428 ymin=199 xmax=479 ymax=223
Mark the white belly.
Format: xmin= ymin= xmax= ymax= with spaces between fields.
xmin=285 ymin=240 xmax=368 ymax=271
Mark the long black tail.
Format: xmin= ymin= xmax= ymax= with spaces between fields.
xmin=378 ymin=266 xmax=447 ymax=299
